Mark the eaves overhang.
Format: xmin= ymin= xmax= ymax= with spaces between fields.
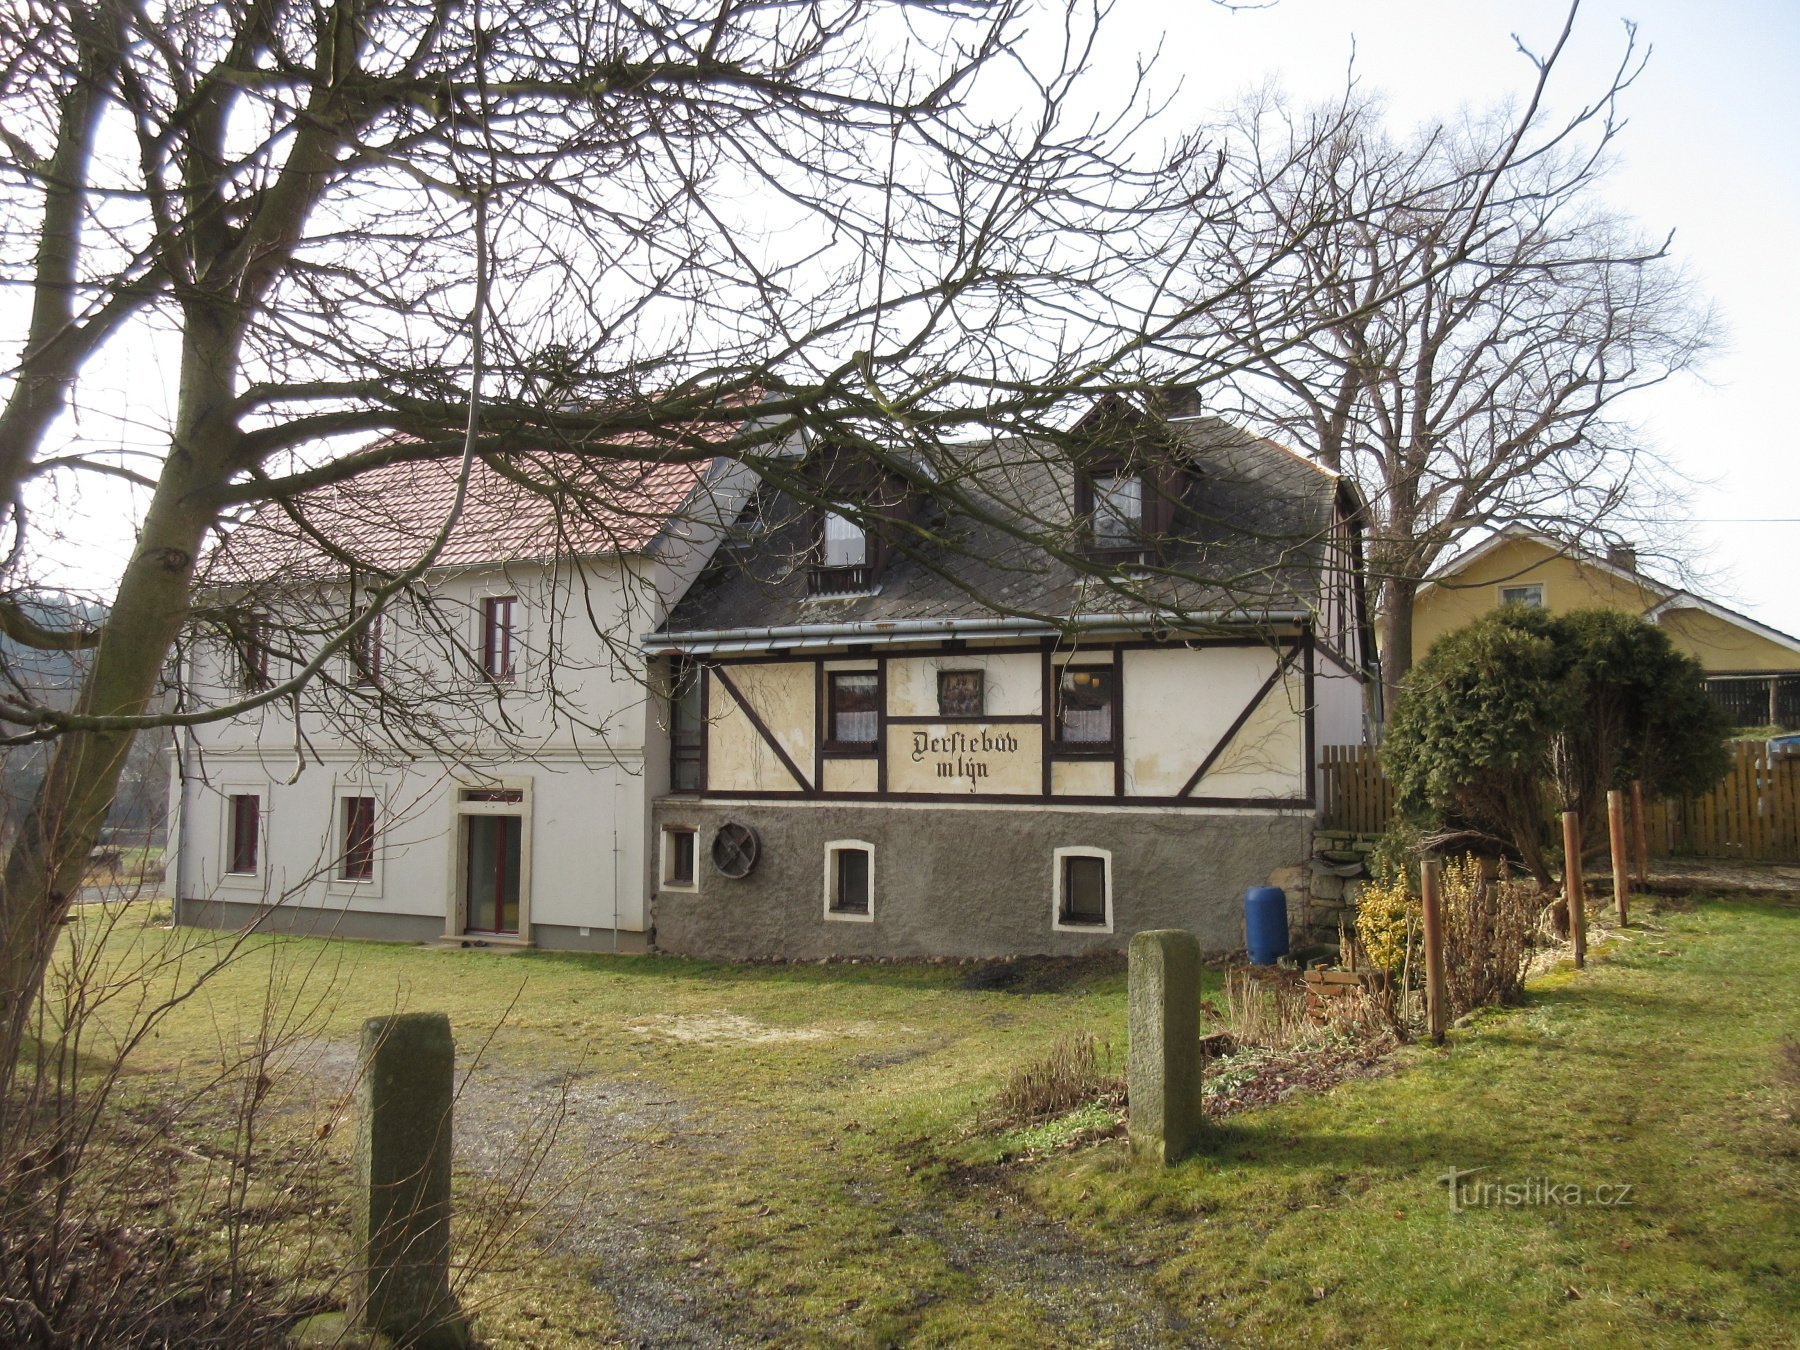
xmin=641 ymin=609 xmax=1310 ymax=657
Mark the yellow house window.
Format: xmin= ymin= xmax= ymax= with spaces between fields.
xmin=1499 ymin=583 xmax=1544 ymax=608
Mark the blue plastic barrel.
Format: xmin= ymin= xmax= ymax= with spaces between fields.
xmin=1244 ymin=886 xmax=1289 ymax=965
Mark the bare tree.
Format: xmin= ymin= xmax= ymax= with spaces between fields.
xmin=1183 ymin=10 xmax=1713 ymax=717
xmin=0 ymin=0 xmax=1237 ymax=1088
xmin=0 ymin=0 xmax=1622 ymax=1085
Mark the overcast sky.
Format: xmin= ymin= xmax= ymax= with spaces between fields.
xmin=1112 ymin=0 xmax=1800 ymax=635
xmin=14 ymin=0 xmax=1798 ymax=638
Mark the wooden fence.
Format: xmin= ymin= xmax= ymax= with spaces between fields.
xmin=1317 ymin=740 xmax=1800 ymax=864
xmin=1318 ymin=744 xmax=1397 ymax=836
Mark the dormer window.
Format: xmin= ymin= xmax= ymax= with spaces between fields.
xmin=811 ymin=507 xmax=873 ymax=596
xmin=1092 ymin=473 xmax=1144 ymax=549
xmin=822 ymin=510 xmax=867 ymax=567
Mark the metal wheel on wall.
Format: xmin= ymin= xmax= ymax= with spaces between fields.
xmin=711 ymin=822 xmax=760 ymax=878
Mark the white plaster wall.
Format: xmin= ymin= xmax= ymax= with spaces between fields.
xmin=885 ymin=651 xmax=1041 ymax=718
xmin=1313 ymin=657 xmax=1368 ymax=757
xmin=1122 ymin=645 xmax=1303 ymax=798
xmin=175 ymin=751 xmax=649 ymax=934
xmin=175 ymin=458 xmax=756 ymax=940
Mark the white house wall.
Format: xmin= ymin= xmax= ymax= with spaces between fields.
xmin=175 ymin=457 xmax=756 ymax=948
xmin=174 ymin=749 xmax=648 ymax=947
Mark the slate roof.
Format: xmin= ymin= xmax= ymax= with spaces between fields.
xmin=205 ymin=445 xmax=730 ymax=585
xmin=660 ymin=415 xmax=1346 ymax=638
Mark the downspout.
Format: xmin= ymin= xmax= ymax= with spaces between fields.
xmin=610 ymin=775 xmax=621 ymax=954
xmin=167 ymin=726 xmax=187 ymax=926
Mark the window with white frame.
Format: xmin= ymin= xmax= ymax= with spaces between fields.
xmin=235 ymin=612 xmax=273 ymax=692
xmin=1091 ymin=473 xmax=1144 ymax=548
xmin=481 ymin=595 xmax=518 ymax=681
xmin=822 ymin=509 xmax=868 ymax=567
xmin=823 ymin=840 xmax=874 ymax=921
xmin=1052 ymin=847 xmax=1112 ymax=931
xmin=339 ymin=795 xmax=377 ymax=881
xmin=453 ymin=780 xmax=531 ymax=939
xmin=1499 ymin=583 xmax=1544 ymax=608
xmin=1054 ymin=665 xmax=1116 ymax=748
xmin=661 ymin=825 xmax=698 ymax=890
xmin=226 ymin=793 xmax=261 ymax=875
xmin=827 ymin=671 xmax=879 ymax=748
xmin=351 ymin=608 xmax=383 ymax=686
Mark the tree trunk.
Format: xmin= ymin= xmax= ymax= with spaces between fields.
xmin=1378 ymin=576 xmax=1420 ymax=725
xmin=0 ymin=305 xmax=237 ymax=1104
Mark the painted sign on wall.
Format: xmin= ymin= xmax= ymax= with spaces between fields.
xmin=886 ymin=723 xmax=1042 ymax=794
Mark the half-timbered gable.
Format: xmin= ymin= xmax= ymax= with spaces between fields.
xmin=643 ymin=407 xmax=1375 ymax=959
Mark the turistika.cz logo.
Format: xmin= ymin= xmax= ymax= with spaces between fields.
xmin=1437 ymin=1166 xmax=1635 ymax=1214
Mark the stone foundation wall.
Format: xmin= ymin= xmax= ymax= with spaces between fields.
xmin=651 ymin=800 xmax=1312 ymax=960
xmin=1264 ymin=829 xmax=1382 ymax=950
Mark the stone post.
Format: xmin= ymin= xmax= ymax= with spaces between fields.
xmin=1128 ymin=929 xmax=1204 ymax=1165
xmin=354 ymin=1012 xmax=469 ymax=1349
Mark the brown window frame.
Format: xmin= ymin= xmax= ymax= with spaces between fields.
xmin=669 ymin=658 xmax=705 ymax=792
xmin=351 ymin=609 xmax=383 ymax=686
xmin=1053 ymin=665 xmax=1117 ymax=754
xmin=228 ymin=793 xmax=260 ymax=875
xmin=825 ymin=670 xmax=880 ymax=753
xmin=481 ymin=595 xmax=517 ymax=682
xmin=237 ymin=612 xmax=272 ymax=692
xmin=340 ymin=795 xmax=377 ymax=881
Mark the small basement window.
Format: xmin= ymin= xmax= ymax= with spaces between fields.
xmin=1053 ymin=847 xmax=1112 ymax=931
xmin=824 ymin=840 xmax=874 ymax=922
xmin=662 ymin=826 xmax=698 ymax=889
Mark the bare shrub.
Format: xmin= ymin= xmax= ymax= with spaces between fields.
xmin=1439 ymin=855 xmax=1539 ymax=1017
xmin=1216 ymin=968 xmax=1314 ymax=1051
xmin=0 ymin=901 xmax=327 ymax=1347
xmin=990 ymin=1032 xmax=1122 ymax=1128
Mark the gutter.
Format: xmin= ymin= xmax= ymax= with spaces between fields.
xmin=641 ymin=609 xmax=1309 ymax=656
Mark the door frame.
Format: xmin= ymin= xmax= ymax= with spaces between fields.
xmin=447 ymin=775 xmax=534 ymax=944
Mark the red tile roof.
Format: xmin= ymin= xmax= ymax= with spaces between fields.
xmin=208 ymin=445 xmax=727 ymax=583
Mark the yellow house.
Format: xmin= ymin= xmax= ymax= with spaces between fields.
xmin=1412 ymin=526 xmax=1800 ymax=729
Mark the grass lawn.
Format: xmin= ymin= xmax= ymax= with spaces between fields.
xmin=39 ymin=890 xmax=1800 ymax=1346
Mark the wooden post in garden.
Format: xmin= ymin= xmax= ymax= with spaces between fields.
xmin=1419 ymin=856 xmax=1447 ymax=1046
xmin=1127 ymin=929 xmax=1204 ymax=1165
xmin=1630 ymin=778 xmax=1650 ymax=888
xmin=354 ymin=1012 xmax=469 ymax=1349
xmin=1607 ymin=788 xmax=1630 ymax=926
xmin=1561 ymin=809 xmax=1587 ymax=969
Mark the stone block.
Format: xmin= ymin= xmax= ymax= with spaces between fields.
xmin=354 ymin=1013 xmax=469 ymax=1349
xmin=1310 ymin=873 xmax=1344 ymax=903
xmin=1128 ymin=929 xmax=1205 ymax=1165
xmin=1264 ymin=864 xmax=1308 ymax=898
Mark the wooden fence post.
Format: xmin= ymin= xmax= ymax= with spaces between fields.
xmin=1420 ymin=856 xmax=1447 ymax=1046
xmin=1630 ymin=779 xmax=1650 ymax=886
xmin=1561 ymin=808 xmax=1586 ymax=969
xmin=1607 ymin=788 xmax=1630 ymax=926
